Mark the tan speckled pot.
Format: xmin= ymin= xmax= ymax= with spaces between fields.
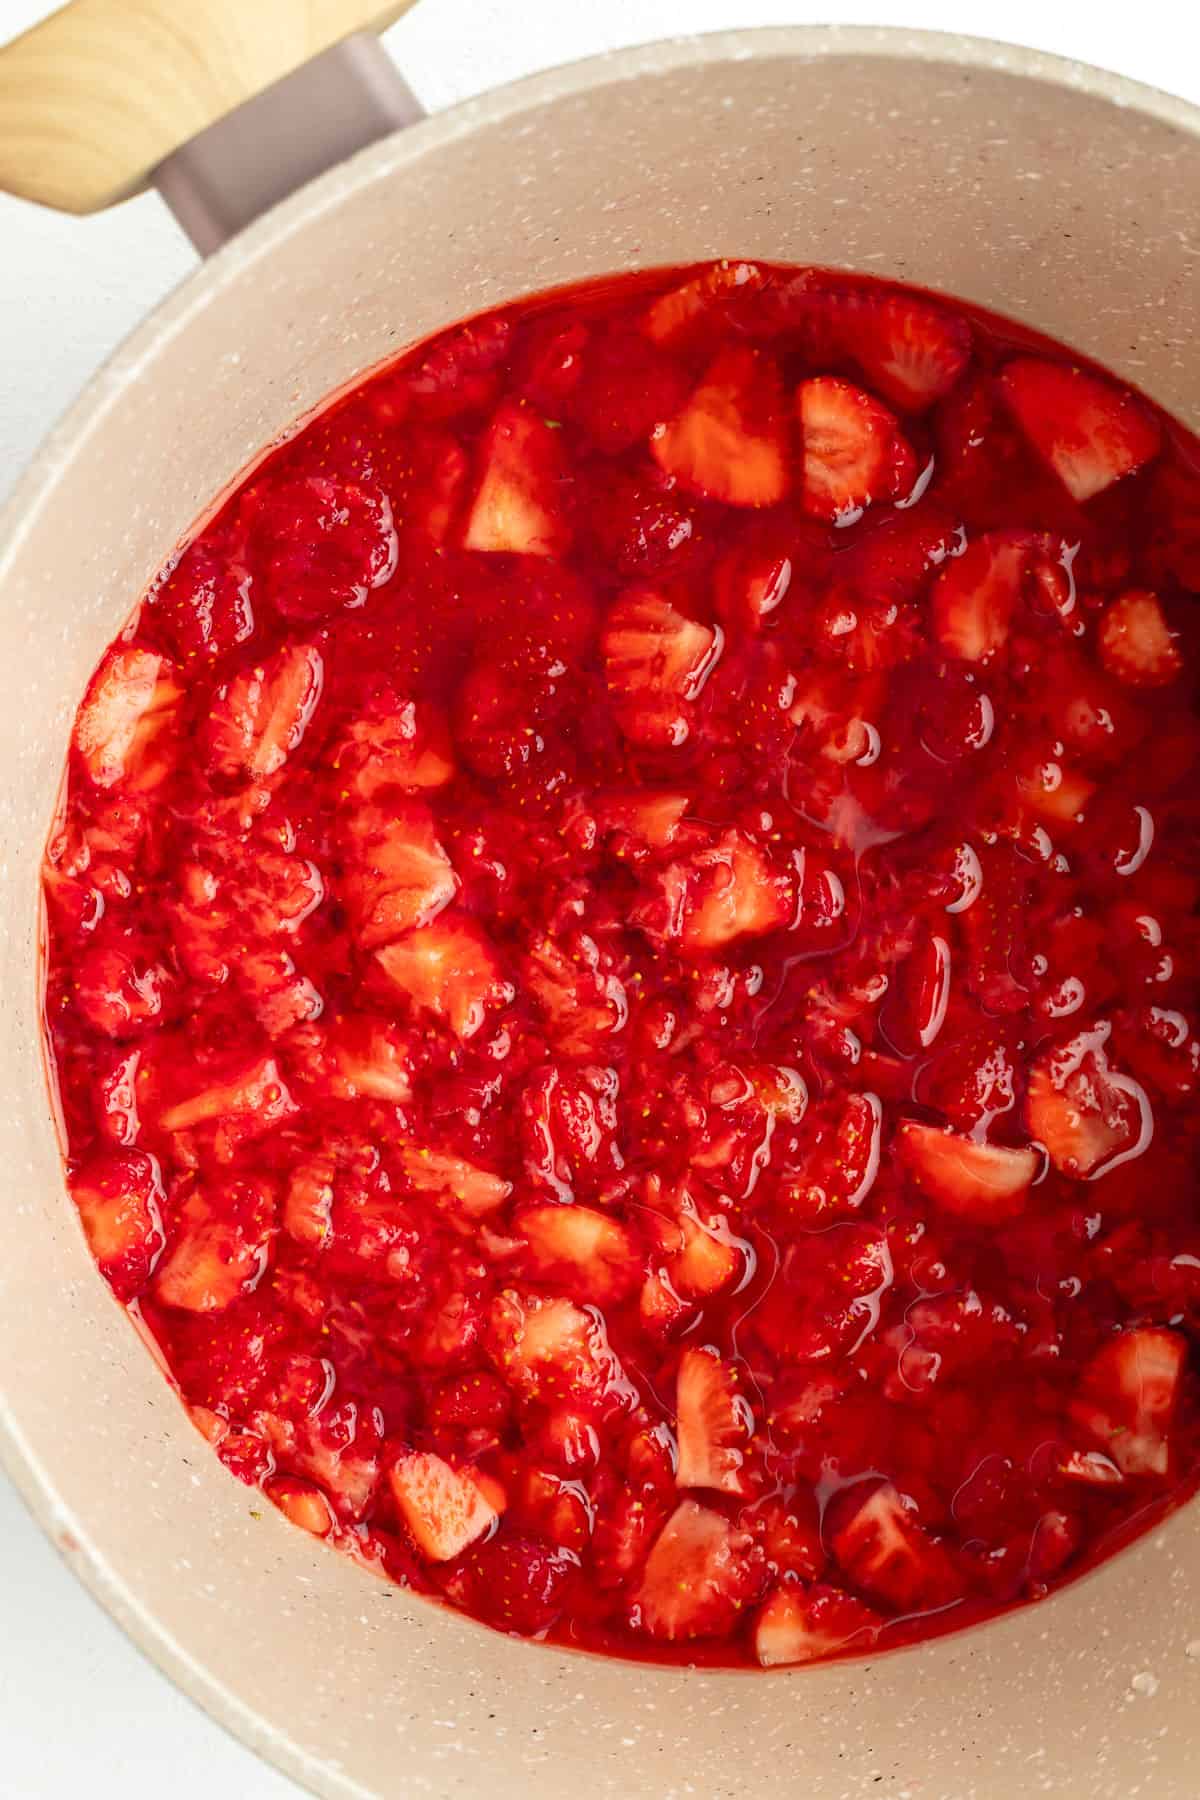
xmin=2 ymin=27 xmax=1200 ymax=1800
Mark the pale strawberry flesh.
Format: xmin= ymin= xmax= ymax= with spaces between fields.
xmin=43 ymin=262 xmax=1200 ymax=1671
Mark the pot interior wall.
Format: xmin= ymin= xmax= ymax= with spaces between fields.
xmin=1 ymin=31 xmax=1198 ymax=1799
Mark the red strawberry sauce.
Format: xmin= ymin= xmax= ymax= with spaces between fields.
xmin=41 ymin=262 xmax=1200 ymax=1667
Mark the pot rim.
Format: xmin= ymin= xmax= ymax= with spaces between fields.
xmin=4 ymin=22 xmax=1200 ymax=1798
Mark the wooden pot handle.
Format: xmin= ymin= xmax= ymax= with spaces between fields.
xmin=0 ymin=0 xmax=419 ymax=215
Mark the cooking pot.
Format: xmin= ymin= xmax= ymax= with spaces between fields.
xmin=1 ymin=5 xmax=1199 ymax=1795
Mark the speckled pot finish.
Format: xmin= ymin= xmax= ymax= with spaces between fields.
xmin=2 ymin=27 xmax=1199 ymax=1800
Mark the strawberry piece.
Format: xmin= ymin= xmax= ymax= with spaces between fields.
xmin=778 ymin=1093 xmax=883 ymax=1225
xmin=516 ymin=1203 xmax=640 ymax=1306
xmin=462 ymin=401 xmax=570 ymax=556
xmin=643 ymin=260 xmax=768 ymax=347
xmin=375 ymin=916 xmax=510 ymax=1040
xmin=920 ymin=1030 xmax=1019 ymax=1133
xmin=636 ymin=829 xmax=790 ymax=954
xmin=795 ymin=376 xmax=917 ymax=524
xmin=148 ymin=534 xmax=255 ymax=663
xmin=70 ymin=1150 xmax=166 ymax=1302
xmin=896 ymin=1120 xmax=1037 ymax=1222
xmin=519 ymin=1063 xmax=621 ymax=1198
xmin=74 ymin=647 xmax=181 ymax=791
xmin=326 ymin=1015 xmax=413 ymax=1103
xmin=1070 ymin=1328 xmax=1187 ymax=1477
xmin=754 ymin=1582 xmax=882 ymax=1667
xmin=522 ymin=933 xmax=627 ymax=1057
xmin=1097 ymin=589 xmax=1182 ymax=688
xmin=388 ymin=1450 xmax=503 ymax=1561
xmin=713 ymin=516 xmax=830 ymax=634
xmin=487 ymin=1289 xmax=629 ymax=1408
xmin=595 ymin=789 xmax=692 ymax=852
xmin=832 ymin=287 xmax=972 ymax=412
xmin=333 ymin=698 xmax=455 ymax=800
xmin=571 ymin=330 xmax=690 ymax=454
xmin=602 ymin=589 xmax=721 ymax=747
xmin=343 ymin=801 xmax=458 ymax=948
xmin=398 ymin=1145 xmax=511 ymax=1219
xmin=445 ymin=1534 xmax=577 ymax=1636
xmin=662 ymin=1190 xmax=746 ymax=1302
xmin=206 ymin=643 xmax=324 ymax=781
xmin=931 ymin=530 xmax=1057 ymax=663
xmin=959 ymin=844 xmax=1033 ymax=1016
xmin=72 ymin=943 xmax=172 ymax=1039
xmin=252 ymin=474 xmax=397 ymax=617
xmin=586 ymin=469 xmax=700 ymax=578
xmin=1013 ymin=752 xmax=1096 ymax=827
xmin=831 ymin=1482 xmax=963 ymax=1610
xmin=153 ymin=1177 xmax=274 ymax=1313
xmin=591 ymin=1423 xmax=676 ymax=1587
xmin=160 ymin=1056 xmax=299 ymax=1160
xmin=403 ymin=314 xmax=512 ymax=421
xmin=651 ymin=346 xmax=790 ymax=507
xmin=674 ymin=1347 xmax=753 ymax=1495
xmin=883 ymin=931 xmax=952 ymax=1055
xmin=754 ymin=1225 xmax=893 ymax=1365
xmin=266 ymin=1476 xmax=336 ymax=1538
xmin=633 ymin=1500 xmax=763 ymax=1641
xmin=999 ymin=358 xmax=1161 ymax=502
xmin=1026 ymin=1025 xmax=1150 ymax=1178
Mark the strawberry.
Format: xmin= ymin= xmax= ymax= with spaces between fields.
xmin=998 ymin=358 xmax=1161 ymax=502
xmin=326 ymin=1015 xmax=413 ymax=1103
xmin=1012 ymin=751 xmax=1096 ymax=827
xmin=594 ymin=789 xmax=692 ymax=852
xmin=602 ymin=589 xmax=722 ymax=747
xmin=1025 ymin=1025 xmax=1150 ymax=1178
xmin=830 ymin=286 xmax=972 ymax=412
xmin=70 ymin=1150 xmax=166 ymax=1301
xmin=795 ymin=376 xmax=916 ymax=524
xmin=896 ymin=1120 xmax=1037 ymax=1222
xmin=643 ymin=260 xmax=768 ymax=347
xmin=522 ymin=933 xmax=627 ymax=1057
xmin=636 ymin=829 xmax=790 ymax=954
xmin=713 ymin=515 xmax=831 ymax=635
xmin=586 ymin=469 xmax=701 ymax=578
xmin=388 ymin=1450 xmax=503 ymax=1562
xmin=882 ymin=930 xmax=952 ymax=1055
xmin=516 ymin=1203 xmax=641 ymax=1306
xmin=487 ymin=1289 xmax=629 ymax=1409
xmin=343 ymin=801 xmax=458 ymax=948
xmin=753 ymin=1224 xmax=893 ymax=1365
xmin=147 ymin=535 xmax=255 ymax=663
xmin=462 ymin=401 xmax=570 ymax=556
xmin=239 ymin=947 xmax=322 ymax=1036
xmin=1070 ymin=1327 xmax=1187 ymax=1477
xmin=375 ymin=916 xmax=511 ymax=1040
xmin=830 ymin=1482 xmax=963 ymax=1610
xmin=633 ymin=1500 xmax=763 ymax=1641
xmin=74 ymin=647 xmax=181 ymax=791
xmin=267 ymin=1401 xmax=382 ymax=1521
xmin=571 ymin=330 xmax=690 ymax=454
xmin=777 ymin=1093 xmax=883 ymax=1225
xmin=1096 ymin=589 xmax=1182 ymax=688
xmin=251 ymin=474 xmax=397 ymax=617
xmin=397 ymin=1146 xmax=511 ymax=1219
xmin=265 ymin=1476 xmax=336 ymax=1538
xmin=659 ymin=1188 xmax=747 ymax=1302
xmin=427 ymin=1371 xmax=512 ymax=1444
xmin=674 ymin=1347 xmax=754 ymax=1495
xmin=205 ymin=643 xmax=324 ymax=782
xmin=591 ymin=1422 xmax=676 ymax=1587
xmin=333 ymin=697 xmax=455 ymax=800
xmin=444 ymin=1534 xmax=577 ymax=1637
xmin=153 ymin=1176 xmax=274 ymax=1313
xmin=753 ymin=1581 xmax=882 ymax=1667
xmin=958 ymin=844 xmax=1033 ymax=1015
xmin=72 ymin=943 xmax=172 ymax=1039
xmin=519 ymin=1064 xmax=621 ymax=1197
xmin=919 ymin=1030 xmax=1019 ymax=1133
xmin=651 ymin=346 xmax=790 ymax=507
xmin=93 ymin=1047 xmax=143 ymax=1147
xmin=402 ymin=313 xmax=512 ymax=421
xmin=931 ymin=530 xmax=1066 ymax=663
xmin=159 ymin=1056 xmax=299 ymax=1160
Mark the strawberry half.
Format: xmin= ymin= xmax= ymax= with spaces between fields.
xmin=999 ymin=358 xmax=1161 ymax=502
xmin=896 ymin=1120 xmax=1037 ymax=1222
xmin=388 ymin=1449 xmax=503 ymax=1561
xmin=75 ymin=647 xmax=182 ymax=791
xmin=753 ymin=1581 xmax=882 ymax=1667
xmin=462 ymin=401 xmax=570 ymax=556
xmin=1070 ymin=1327 xmax=1187 ymax=1477
xmin=796 ymin=377 xmax=917 ymax=524
xmin=832 ymin=287 xmax=972 ymax=413
xmin=651 ymin=346 xmax=790 ymax=507
xmin=643 ymin=260 xmax=768 ymax=348
xmin=1097 ymin=588 xmax=1183 ymax=688
xmin=602 ymin=589 xmax=722 ymax=748
xmin=633 ymin=1499 xmax=763 ymax=1641
xmin=206 ymin=643 xmax=324 ymax=782
xmin=674 ymin=1346 xmax=754 ymax=1495
xmin=931 ymin=531 xmax=1046 ymax=663
xmin=830 ymin=1482 xmax=963 ymax=1610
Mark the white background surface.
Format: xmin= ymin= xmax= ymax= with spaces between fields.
xmin=1 ymin=1 xmax=1199 ymax=1794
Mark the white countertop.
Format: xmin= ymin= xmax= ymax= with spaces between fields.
xmin=2 ymin=1 xmax=1198 ymax=1793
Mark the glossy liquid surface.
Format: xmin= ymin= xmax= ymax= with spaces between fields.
xmin=42 ymin=262 xmax=1200 ymax=1666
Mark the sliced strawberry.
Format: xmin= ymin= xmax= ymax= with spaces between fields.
xmin=1097 ymin=588 xmax=1182 ymax=688
xmin=602 ymin=589 xmax=721 ymax=748
xmin=636 ymin=828 xmax=790 ymax=954
xmin=674 ymin=1347 xmax=753 ymax=1495
xmin=70 ymin=1150 xmax=166 ymax=1302
xmin=265 ymin=1476 xmax=336 ymax=1538
xmin=662 ymin=1189 xmax=746 ymax=1301
xmin=516 ymin=1203 xmax=640 ymax=1306
xmin=282 ymin=1156 xmax=334 ymax=1247
xmin=153 ymin=1177 xmax=274 ymax=1313
xmin=375 ymin=916 xmax=510 ymax=1040
xmin=896 ymin=1120 xmax=1037 ymax=1222
xmin=754 ymin=1582 xmax=882 ymax=1667
xmin=643 ymin=260 xmax=768 ymax=347
xmin=1026 ymin=1025 xmax=1150 ymax=1178
xmin=74 ymin=647 xmax=181 ymax=791
xmin=522 ymin=933 xmax=627 ymax=1057
xmin=160 ymin=1056 xmax=299 ymax=1160
xmin=595 ymin=789 xmax=692 ymax=852
xmin=796 ymin=376 xmax=916 ymax=525
xmin=398 ymin=1146 xmax=511 ymax=1218
xmin=72 ymin=943 xmax=172 ymax=1039
xmin=206 ymin=643 xmax=324 ymax=782
xmin=326 ymin=1015 xmax=413 ymax=1103
xmin=834 ymin=287 xmax=972 ymax=412
xmin=462 ymin=401 xmax=570 ymax=556
xmin=519 ymin=1063 xmax=621 ymax=1198
xmin=1070 ymin=1327 xmax=1187 ymax=1477
xmin=388 ymin=1450 xmax=503 ymax=1561
xmin=343 ymin=801 xmax=458 ymax=948
xmin=831 ymin=1482 xmax=962 ymax=1610
xmin=487 ymin=1289 xmax=629 ymax=1408
xmin=651 ymin=346 xmax=790 ymax=507
xmin=591 ymin=1422 xmax=677 ymax=1588
xmin=999 ymin=358 xmax=1161 ymax=502
xmin=633 ymin=1500 xmax=763 ymax=1641
xmin=333 ymin=697 xmax=455 ymax=800
xmin=931 ymin=531 xmax=1052 ymax=663
xmin=240 ymin=946 xmax=322 ymax=1036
